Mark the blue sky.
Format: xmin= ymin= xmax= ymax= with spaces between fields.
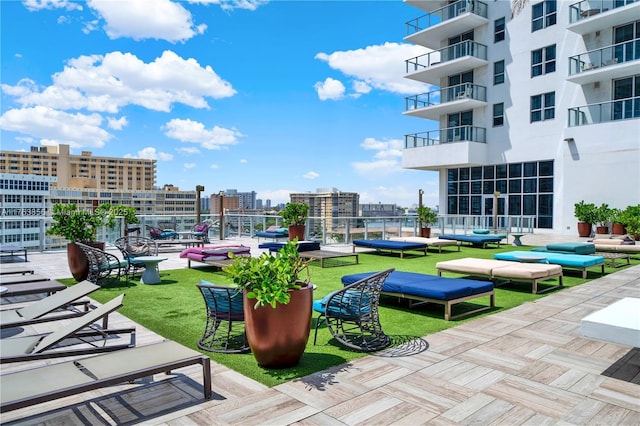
xmin=1 ymin=0 xmax=439 ymax=208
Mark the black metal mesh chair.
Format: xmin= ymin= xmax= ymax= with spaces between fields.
xmin=196 ymin=283 xmax=249 ymax=353
xmin=114 ymin=236 xmax=158 ymax=279
xmin=75 ymin=242 xmax=126 ymax=286
xmin=313 ymin=268 xmax=394 ymax=352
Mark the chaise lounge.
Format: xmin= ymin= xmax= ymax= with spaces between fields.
xmin=254 ymin=225 xmax=289 ymax=241
xmin=181 ymin=244 xmax=251 ymax=268
xmin=438 ymin=234 xmax=503 ymax=248
xmin=390 ymin=236 xmax=460 ymax=253
xmin=352 ymin=239 xmax=428 ymax=258
xmin=342 ymin=270 xmax=494 ymax=321
xmin=494 ymin=250 xmax=605 ymax=279
xmin=436 ymin=257 xmax=563 ymax=294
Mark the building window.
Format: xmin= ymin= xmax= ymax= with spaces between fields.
xmin=530 ymin=92 xmax=555 ymax=122
xmin=494 ymin=60 xmax=505 ymax=85
xmin=532 ymin=0 xmax=556 ymax=32
xmin=531 ymin=45 xmax=556 ymax=77
xmin=493 ymin=103 xmax=504 ymax=127
xmin=494 ymin=17 xmax=505 ymax=42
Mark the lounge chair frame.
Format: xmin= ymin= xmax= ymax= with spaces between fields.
xmin=196 ymin=284 xmax=249 ymax=353
xmin=75 ymin=242 xmax=126 ymax=285
xmin=114 ymin=236 xmax=159 ymax=279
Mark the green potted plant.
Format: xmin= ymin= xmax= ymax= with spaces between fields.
xmin=610 ymin=208 xmax=626 ymax=235
xmin=619 ymin=204 xmax=640 ymax=241
xmin=574 ymin=201 xmax=597 ymax=237
xmin=47 ymin=203 xmax=107 ymax=281
xmin=416 ymin=206 xmax=438 ymax=238
xmin=594 ymin=203 xmax=612 ymax=235
xmin=280 ymin=202 xmax=310 ymax=241
xmin=223 ymin=240 xmax=314 ymax=368
xmin=95 ymin=203 xmax=139 ymax=234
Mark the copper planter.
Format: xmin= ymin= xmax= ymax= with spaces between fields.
xmin=243 ymin=284 xmax=313 ymax=368
xmin=67 ymin=241 xmax=104 ymax=281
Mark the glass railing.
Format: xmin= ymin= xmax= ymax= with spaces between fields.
xmin=569 ymin=37 xmax=640 ymax=75
xmin=568 ymin=96 xmax=640 ymax=126
xmin=405 ymin=83 xmax=487 ymax=111
xmin=406 ymin=40 xmax=488 ymax=73
xmin=405 ymin=126 xmax=487 ymax=148
xmin=2 ymin=212 xmax=537 ymax=251
xmin=569 ymin=0 xmax=637 ymax=24
xmin=405 ymin=0 xmax=488 ymax=35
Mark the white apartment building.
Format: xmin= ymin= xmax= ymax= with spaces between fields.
xmin=402 ymin=0 xmax=640 ymax=235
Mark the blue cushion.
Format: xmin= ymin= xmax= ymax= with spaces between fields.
xmin=473 ymin=229 xmax=490 ymax=234
xmin=545 ymin=243 xmax=595 ymax=255
xmin=439 ymin=234 xmax=503 ymax=243
xmin=199 ymin=280 xmax=244 ymax=315
xmin=352 ymin=240 xmax=427 ymax=250
xmin=494 ymin=251 xmax=604 ymax=267
xmin=313 ymin=289 xmax=371 ymax=319
xmin=342 ymin=271 xmax=493 ymax=301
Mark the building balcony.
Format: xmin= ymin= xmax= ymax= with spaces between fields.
xmin=568 ymin=0 xmax=639 ymax=35
xmin=403 ymin=127 xmax=487 ymax=171
xmin=403 ymin=0 xmax=448 ymax=14
xmin=405 ymin=0 xmax=488 ymax=50
xmin=405 ymin=41 xmax=488 ymax=85
xmin=567 ymin=38 xmax=640 ymax=84
xmin=568 ymin=96 xmax=640 ymax=126
xmin=404 ymin=83 xmax=487 ymax=120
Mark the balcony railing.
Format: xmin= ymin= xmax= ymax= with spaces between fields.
xmin=405 ymin=0 xmax=488 ymax=35
xmin=568 ymin=96 xmax=640 ymax=126
xmin=405 ymin=126 xmax=487 ymax=148
xmin=569 ymin=0 xmax=637 ymax=24
xmin=406 ymin=40 xmax=488 ymax=73
xmin=405 ymin=83 xmax=487 ymax=111
xmin=569 ymin=37 xmax=640 ymax=75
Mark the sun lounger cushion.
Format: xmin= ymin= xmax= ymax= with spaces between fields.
xmin=259 ymin=241 xmax=320 ymax=252
xmin=180 ymin=245 xmax=250 ymax=262
xmin=255 ymin=226 xmax=288 ymax=239
xmin=439 ymin=234 xmax=503 ymax=244
xmin=490 ymin=263 xmax=562 ymax=280
xmin=352 ymin=240 xmax=427 ymax=251
xmin=473 ymin=229 xmax=490 ymax=234
xmin=342 ymin=271 xmax=493 ymax=301
xmin=538 ymin=242 xmax=596 ymax=255
xmin=436 ymin=258 xmax=512 ymax=276
xmin=390 ymin=237 xmax=458 ymax=248
xmin=494 ymin=251 xmax=604 ymax=268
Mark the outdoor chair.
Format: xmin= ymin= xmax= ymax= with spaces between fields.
xmin=313 ymin=268 xmax=394 ymax=352
xmin=145 ymin=224 xmax=179 ymax=240
xmin=0 ymin=340 xmax=212 ymax=413
xmin=0 ymin=280 xmax=99 ymax=330
xmin=75 ymin=242 xmax=127 ymax=285
xmin=114 ymin=236 xmax=159 ymax=278
xmin=191 ymin=222 xmax=211 ymax=243
xmin=1 ymin=294 xmax=135 ymax=363
xmin=196 ymin=281 xmax=249 ymax=353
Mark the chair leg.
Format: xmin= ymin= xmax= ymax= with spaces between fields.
xmin=313 ymin=313 xmax=325 ymax=345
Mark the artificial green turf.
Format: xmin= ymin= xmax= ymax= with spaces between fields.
xmin=58 ymin=245 xmax=639 ymax=387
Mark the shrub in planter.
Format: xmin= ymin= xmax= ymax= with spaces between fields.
xmin=574 ymin=201 xmax=597 ymax=237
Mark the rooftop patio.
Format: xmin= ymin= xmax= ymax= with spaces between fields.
xmin=1 ymin=236 xmax=639 ymax=425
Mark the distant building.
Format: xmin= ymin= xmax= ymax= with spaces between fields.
xmin=360 ymin=203 xmax=403 ymax=217
xmin=290 ymin=188 xmax=359 ymax=234
xmin=224 ymin=189 xmax=257 ymax=210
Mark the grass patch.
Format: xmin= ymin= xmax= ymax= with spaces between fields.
xmin=58 ymin=245 xmax=639 ymax=387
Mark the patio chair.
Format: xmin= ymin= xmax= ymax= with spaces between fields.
xmin=75 ymin=242 xmax=127 ymax=285
xmin=114 ymin=236 xmax=159 ymax=278
xmin=196 ymin=282 xmax=249 ymax=353
xmin=191 ymin=222 xmax=211 ymax=243
xmin=146 ymin=224 xmax=179 ymax=240
xmin=0 ymin=280 xmax=99 ymax=330
xmin=1 ymin=294 xmax=135 ymax=363
xmin=0 ymin=340 xmax=212 ymax=413
xmin=313 ymin=268 xmax=394 ymax=352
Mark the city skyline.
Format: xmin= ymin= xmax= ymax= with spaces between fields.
xmin=0 ymin=0 xmax=440 ymax=209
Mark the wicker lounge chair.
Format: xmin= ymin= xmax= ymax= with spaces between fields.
xmin=114 ymin=236 xmax=159 ymax=278
xmin=0 ymin=280 xmax=99 ymax=330
xmin=191 ymin=222 xmax=211 ymax=243
xmin=75 ymin=243 xmax=127 ymax=285
xmin=1 ymin=294 xmax=135 ymax=363
xmin=313 ymin=268 xmax=394 ymax=352
xmin=0 ymin=340 xmax=212 ymax=413
xmin=196 ymin=282 xmax=249 ymax=353
xmin=146 ymin=225 xmax=179 ymax=240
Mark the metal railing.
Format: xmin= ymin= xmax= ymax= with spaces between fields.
xmin=405 ymin=40 xmax=487 ymax=73
xmin=405 ymin=126 xmax=487 ymax=148
xmin=405 ymin=0 xmax=488 ymax=36
xmin=405 ymin=83 xmax=487 ymax=111
xmin=569 ymin=37 xmax=639 ymax=75
xmin=569 ymin=0 xmax=637 ymax=24
xmin=568 ymin=96 xmax=640 ymax=126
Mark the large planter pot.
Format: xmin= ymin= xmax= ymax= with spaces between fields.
xmin=243 ymin=284 xmax=313 ymax=368
xmin=288 ymin=225 xmax=306 ymax=241
xmin=611 ymin=223 xmax=626 ymax=235
xmin=67 ymin=241 xmax=105 ymax=281
xmin=420 ymin=227 xmax=431 ymax=238
xmin=595 ymin=226 xmax=609 ymax=235
xmin=577 ymin=222 xmax=592 ymax=237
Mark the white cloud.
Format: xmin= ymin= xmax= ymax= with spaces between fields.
xmin=352 ymin=81 xmax=371 ymax=95
xmin=210 ymin=164 xmax=219 ymax=169
xmin=351 ymin=137 xmax=405 ymax=178
xmin=303 ymin=171 xmax=320 ymax=180
xmin=107 ymin=116 xmax=128 ymax=130
xmin=125 ymin=147 xmax=173 ymax=161
xmin=315 ymin=42 xmax=431 ymax=96
xmin=314 ymin=78 xmax=345 ymax=101
xmin=184 ymin=163 xmax=197 ymax=169
xmin=177 ymin=146 xmax=201 ymax=155
xmin=188 ymin=0 xmax=269 ymax=11
xmin=0 ymin=106 xmax=111 ymax=149
xmin=3 ymin=50 xmax=236 ymax=113
xmin=23 ymin=0 xmax=82 ymax=11
xmin=164 ymin=118 xmax=243 ymax=150
xmin=86 ymin=0 xmax=205 ymax=43
xmin=239 ymin=159 xmax=247 ymax=164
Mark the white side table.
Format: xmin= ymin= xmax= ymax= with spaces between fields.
xmin=135 ymin=256 xmax=168 ymax=284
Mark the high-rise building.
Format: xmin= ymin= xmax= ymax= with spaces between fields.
xmin=0 ymin=144 xmax=156 ymax=191
xmin=290 ymin=188 xmax=359 ymax=234
xmin=402 ymin=0 xmax=639 ymax=234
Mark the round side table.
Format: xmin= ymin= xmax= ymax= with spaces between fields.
xmin=135 ymin=256 xmax=168 ymax=284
